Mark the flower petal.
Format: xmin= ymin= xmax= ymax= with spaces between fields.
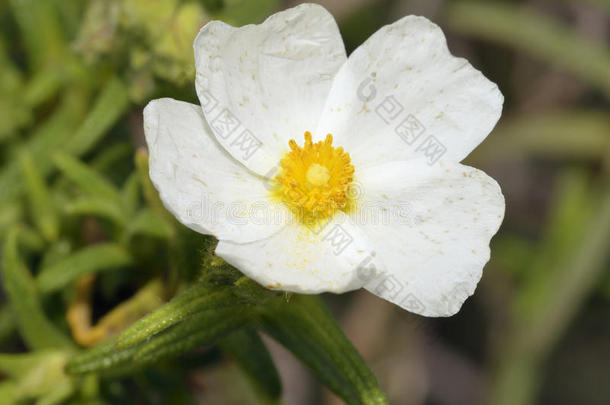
xmin=353 ymin=160 xmax=504 ymax=316
xmin=144 ymin=98 xmax=287 ymax=243
xmin=316 ymin=15 xmax=503 ymax=168
xmin=215 ymin=211 xmax=384 ymax=294
xmin=194 ymin=3 xmax=347 ymax=176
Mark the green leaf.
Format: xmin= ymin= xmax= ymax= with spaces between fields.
xmin=1 ymin=227 xmax=73 ymax=349
xmin=0 ymin=381 xmax=17 ymax=405
xmin=0 ymin=39 xmax=30 ymax=141
xmin=126 ymin=209 xmax=174 ymax=240
xmin=0 ymin=306 xmax=16 ymax=345
xmin=217 ymin=0 xmax=280 ymax=25
xmin=116 ymin=282 xmax=237 ymax=349
xmin=489 ymin=173 xmax=610 ymax=405
xmin=0 ymin=89 xmax=86 ymax=206
xmin=25 ymin=89 xmax=88 ymax=158
xmin=0 ymin=351 xmax=57 ymax=379
xmin=514 ymin=172 xmax=594 ymax=322
xmin=9 ymin=0 xmax=65 ymax=71
xmin=50 ymin=0 xmax=88 ymax=36
xmin=65 ymin=76 xmax=130 ymax=157
xmin=447 ymin=2 xmax=610 ymax=97
xmin=33 ymin=380 xmax=74 ymax=405
xmin=0 ymin=351 xmax=74 ymax=404
xmin=492 ymin=234 xmax=536 ymax=279
xmin=219 ymin=327 xmax=282 ymax=400
xmin=514 ymin=172 xmax=610 ymax=350
xmin=36 ymin=243 xmax=133 ymax=294
xmin=65 ymin=197 xmax=127 ymax=225
xmin=133 ymin=307 xmax=248 ymax=365
xmin=67 ymin=307 xmax=248 ymax=376
xmin=15 ymin=225 xmax=45 ymax=253
xmin=91 ymin=142 xmax=133 ymax=173
xmin=53 ymin=152 xmax=122 ymax=204
xmin=0 ymin=201 xmax=22 ymax=239
xmin=135 ymin=149 xmax=173 ymax=223
xmin=259 ymin=295 xmax=387 ymax=405
xmin=469 ymin=110 xmax=610 ymax=163
xmin=22 ymin=69 xmax=63 ymax=108
xmin=39 ymin=239 xmax=72 ymax=271
xmin=65 ymin=338 xmax=142 ymax=376
xmin=18 ymin=150 xmax=59 ymax=242
xmin=121 ymin=172 xmax=141 ymax=216
xmin=0 ymin=36 xmax=23 ymax=90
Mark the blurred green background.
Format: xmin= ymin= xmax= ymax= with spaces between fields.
xmin=0 ymin=0 xmax=609 ymax=404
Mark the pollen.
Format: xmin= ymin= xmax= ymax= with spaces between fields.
xmin=274 ymin=132 xmax=355 ymax=223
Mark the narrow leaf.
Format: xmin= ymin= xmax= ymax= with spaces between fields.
xmin=0 ymin=381 xmax=17 ymax=405
xmin=447 ymin=2 xmax=610 ymax=97
xmin=53 ymin=152 xmax=122 ymax=204
xmin=1 ymin=228 xmax=73 ymax=349
xmin=91 ymin=142 xmax=133 ymax=173
xmin=65 ymin=338 xmax=141 ymax=376
xmin=489 ymin=174 xmax=610 ymax=405
xmin=36 ymin=243 xmax=133 ymax=294
xmin=0 ymin=351 xmax=58 ymax=379
xmin=65 ymin=197 xmax=127 ymax=225
xmin=260 ymin=295 xmax=387 ymax=405
xmin=65 ymin=76 xmax=129 ymax=157
xmin=0 ymin=307 xmax=16 ymax=345
xmin=470 ymin=110 xmax=610 ymax=163
xmin=121 ymin=173 xmax=141 ymax=216
xmin=514 ymin=172 xmax=608 ymax=347
xmin=69 ymin=279 xmax=164 ymax=347
xmin=39 ymin=239 xmax=72 ymax=270
xmin=67 ymin=308 xmax=247 ymax=375
xmin=116 ymin=283 xmax=237 ymax=349
xmin=0 ymin=201 xmax=22 ymax=238
xmin=0 ymin=90 xmax=86 ymax=206
xmin=135 ymin=149 xmax=173 ymax=223
xmin=23 ymin=69 xmax=63 ymax=108
xmin=18 ymin=150 xmax=59 ymax=242
xmin=133 ymin=307 xmax=248 ymax=365
xmin=217 ymin=0 xmax=280 ymax=25
xmin=15 ymin=225 xmax=45 ymax=253
xmin=33 ymin=380 xmax=74 ymax=405
xmin=0 ymin=39 xmax=29 ymax=140
xmin=127 ymin=209 xmax=174 ymax=240
xmin=219 ymin=327 xmax=282 ymax=400
xmin=9 ymin=0 xmax=65 ymax=71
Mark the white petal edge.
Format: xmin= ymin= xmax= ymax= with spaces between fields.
xmin=352 ymin=160 xmax=505 ymax=316
xmin=315 ymin=15 xmax=503 ymax=169
xmin=194 ymin=3 xmax=347 ymax=176
xmin=143 ymin=98 xmax=288 ymax=244
xmin=215 ymin=211 xmax=385 ymax=294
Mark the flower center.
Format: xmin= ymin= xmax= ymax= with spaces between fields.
xmin=305 ymin=163 xmax=330 ymax=186
xmin=274 ymin=131 xmax=355 ymax=222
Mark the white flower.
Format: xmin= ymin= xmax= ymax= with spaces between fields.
xmin=143 ymin=3 xmax=505 ymax=317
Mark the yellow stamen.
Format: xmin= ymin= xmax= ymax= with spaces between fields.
xmin=274 ymin=132 xmax=355 ymax=223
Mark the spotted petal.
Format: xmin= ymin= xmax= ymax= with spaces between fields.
xmin=215 ymin=211 xmax=384 ymax=294
xmin=194 ymin=3 xmax=347 ymax=176
xmin=315 ymin=15 xmax=503 ymax=169
xmin=353 ymin=160 xmax=504 ymax=316
xmin=144 ymin=98 xmax=287 ymax=243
